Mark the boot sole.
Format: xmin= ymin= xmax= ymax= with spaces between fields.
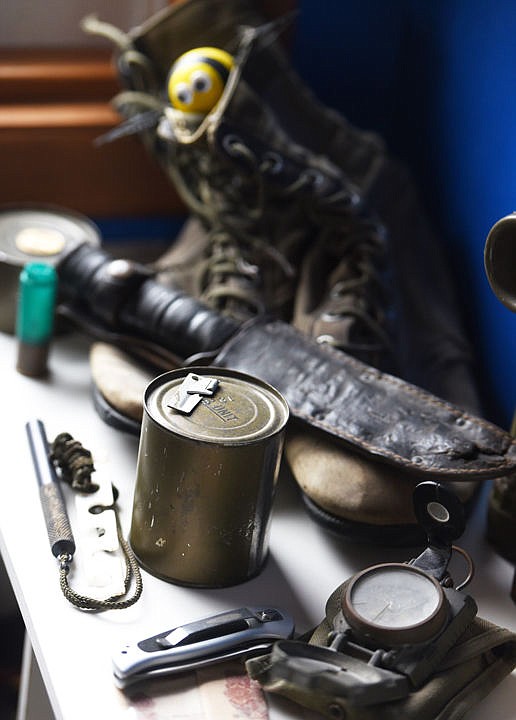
xmin=301 ymin=487 xmax=480 ymax=547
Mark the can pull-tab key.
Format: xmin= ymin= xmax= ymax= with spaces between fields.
xmin=168 ymin=373 xmax=219 ymax=414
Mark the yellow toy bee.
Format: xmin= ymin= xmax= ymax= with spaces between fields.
xmin=167 ymin=47 xmax=234 ymax=115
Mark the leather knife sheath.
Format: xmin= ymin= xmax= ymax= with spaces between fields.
xmin=213 ymin=320 xmax=516 ymax=479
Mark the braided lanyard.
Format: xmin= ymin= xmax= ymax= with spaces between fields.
xmin=50 ymin=433 xmax=142 ymax=612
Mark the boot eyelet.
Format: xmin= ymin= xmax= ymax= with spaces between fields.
xmin=222 ymin=133 xmax=246 ymax=156
xmin=302 ymin=168 xmax=325 ymax=187
xmin=321 ymin=311 xmax=342 ymax=322
xmin=261 ymin=151 xmax=284 ymax=175
xmin=316 ymin=333 xmax=336 ymax=345
xmin=343 ymin=190 xmax=362 ymax=209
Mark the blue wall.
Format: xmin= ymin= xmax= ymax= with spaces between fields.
xmin=291 ymin=0 xmax=516 ymax=427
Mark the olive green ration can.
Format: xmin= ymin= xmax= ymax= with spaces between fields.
xmin=130 ymin=367 xmax=289 ymax=587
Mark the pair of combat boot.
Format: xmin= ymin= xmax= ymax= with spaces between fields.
xmin=84 ymin=0 xmax=483 ymax=543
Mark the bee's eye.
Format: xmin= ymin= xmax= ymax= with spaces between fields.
xmin=174 ymin=82 xmax=193 ymax=106
xmin=191 ymin=70 xmax=212 ymax=93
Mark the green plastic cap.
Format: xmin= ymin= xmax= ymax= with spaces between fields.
xmin=16 ymin=262 xmax=57 ymax=343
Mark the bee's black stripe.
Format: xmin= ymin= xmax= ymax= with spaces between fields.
xmin=186 ymin=55 xmax=230 ymax=84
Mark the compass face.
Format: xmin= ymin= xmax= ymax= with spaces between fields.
xmin=343 ymin=563 xmax=448 ymax=646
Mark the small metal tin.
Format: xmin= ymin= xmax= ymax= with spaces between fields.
xmin=0 ymin=205 xmax=100 ymax=333
xmin=130 ymin=367 xmax=289 ymax=587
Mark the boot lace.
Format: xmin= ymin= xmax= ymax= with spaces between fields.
xmin=159 ymin=128 xmax=393 ymax=358
xmin=311 ymin=212 xmax=394 ymax=366
xmin=161 ymin=135 xmax=320 ymax=323
xmin=82 ymin=16 xmax=159 ymax=94
xmin=198 ymin=136 xmax=393 ymax=357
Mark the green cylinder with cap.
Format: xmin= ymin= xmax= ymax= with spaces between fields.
xmin=16 ymin=262 xmax=57 ymax=376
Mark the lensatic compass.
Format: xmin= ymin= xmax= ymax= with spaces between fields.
xmin=338 ymin=481 xmax=475 ymax=654
xmin=256 ymin=481 xmax=477 ymax=706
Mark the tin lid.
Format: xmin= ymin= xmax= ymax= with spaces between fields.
xmin=0 ymin=205 xmax=100 ymax=267
xmin=145 ymin=367 xmax=289 ymax=444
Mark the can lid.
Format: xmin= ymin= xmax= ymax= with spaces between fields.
xmin=145 ymin=367 xmax=289 ymax=444
xmin=0 ymin=206 xmax=100 ymax=266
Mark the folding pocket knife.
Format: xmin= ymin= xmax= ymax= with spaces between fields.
xmin=113 ymin=606 xmax=295 ymax=688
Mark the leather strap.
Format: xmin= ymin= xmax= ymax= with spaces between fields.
xmin=214 ymin=320 xmax=516 ymax=479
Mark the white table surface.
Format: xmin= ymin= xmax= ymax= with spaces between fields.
xmin=0 ymin=329 xmax=515 ymax=720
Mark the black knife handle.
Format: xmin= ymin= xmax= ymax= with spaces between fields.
xmin=57 ymin=243 xmax=238 ymax=360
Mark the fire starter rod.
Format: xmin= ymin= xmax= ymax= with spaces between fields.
xmin=26 ymin=418 xmax=76 ymax=560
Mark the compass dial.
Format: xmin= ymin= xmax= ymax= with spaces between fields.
xmin=342 ymin=563 xmax=448 ymax=646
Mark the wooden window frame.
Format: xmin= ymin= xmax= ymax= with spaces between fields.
xmin=0 ymin=1 xmax=296 ymax=218
xmin=0 ymin=48 xmax=181 ymax=217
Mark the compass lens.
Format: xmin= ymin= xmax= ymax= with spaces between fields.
xmin=349 ymin=566 xmax=441 ymax=629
